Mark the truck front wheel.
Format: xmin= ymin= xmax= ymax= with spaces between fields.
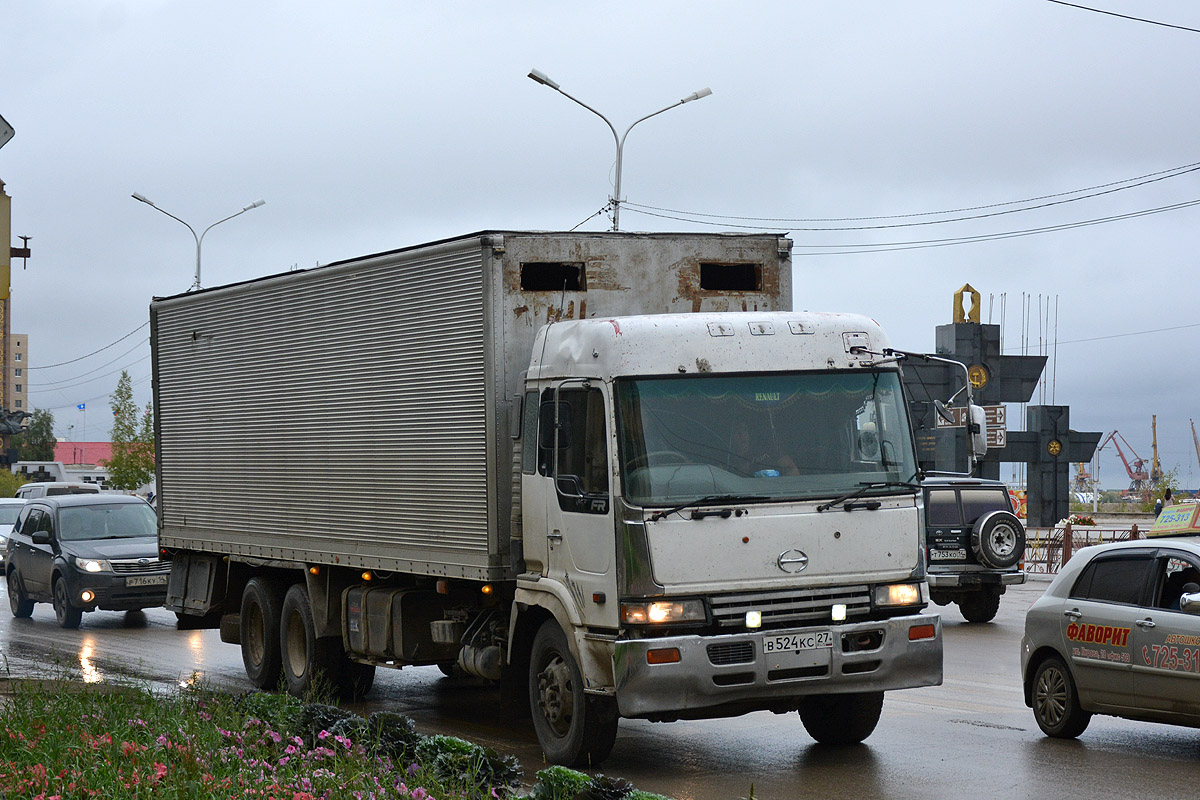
xmin=528 ymin=620 xmax=618 ymax=766
xmin=798 ymin=691 xmax=884 ymax=745
xmin=241 ymin=578 xmax=284 ymax=689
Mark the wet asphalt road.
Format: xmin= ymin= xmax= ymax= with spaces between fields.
xmin=1 ymin=579 xmax=1198 ymax=799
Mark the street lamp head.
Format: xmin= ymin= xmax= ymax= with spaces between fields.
xmin=681 ymin=87 xmax=713 ymax=104
xmin=243 ymin=199 xmax=266 ymax=212
xmin=131 ymin=192 xmax=155 ymax=206
xmin=527 ymin=68 xmax=561 ymax=91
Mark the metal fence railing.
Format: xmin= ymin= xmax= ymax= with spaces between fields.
xmin=1024 ymin=523 xmax=1147 ymax=575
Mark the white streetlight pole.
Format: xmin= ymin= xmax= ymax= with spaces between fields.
xmin=132 ymin=193 xmax=265 ymax=290
xmin=527 ymin=69 xmax=711 ymax=231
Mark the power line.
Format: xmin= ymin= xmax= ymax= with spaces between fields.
xmin=622 ymin=161 xmax=1200 ymax=230
xmin=28 ymin=338 xmax=149 ymax=388
xmin=1046 ymin=1 xmax=1200 ymax=35
xmin=1048 ymin=321 xmax=1200 ymax=347
xmin=26 ymin=321 xmax=149 ymax=370
xmin=27 ymin=355 xmax=150 ymax=394
xmin=625 ymin=196 xmax=1200 ymax=253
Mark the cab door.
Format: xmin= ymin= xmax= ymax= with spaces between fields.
xmin=1131 ymin=550 xmax=1200 ymax=716
xmin=1059 ymin=551 xmax=1154 ymax=710
xmin=533 ymin=382 xmax=618 ymax=629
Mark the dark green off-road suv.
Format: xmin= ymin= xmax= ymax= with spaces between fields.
xmin=923 ymin=477 xmax=1026 ymax=623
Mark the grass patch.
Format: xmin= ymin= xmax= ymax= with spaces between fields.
xmin=0 ymin=676 xmax=671 ymax=800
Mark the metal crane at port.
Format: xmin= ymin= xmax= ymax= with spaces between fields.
xmin=1097 ymin=430 xmax=1152 ymax=498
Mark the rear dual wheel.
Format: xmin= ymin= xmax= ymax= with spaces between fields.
xmin=279 ymin=584 xmax=374 ymax=701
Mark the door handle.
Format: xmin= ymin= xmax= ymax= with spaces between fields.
xmin=547 ymin=530 xmax=563 ymax=542
xmin=1136 ymin=618 xmax=1156 ymax=629
xmin=1063 ymin=609 xmax=1082 ymax=620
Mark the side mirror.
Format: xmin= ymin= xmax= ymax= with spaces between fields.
xmin=1180 ymin=584 xmax=1200 ymax=614
xmin=968 ymin=404 xmax=988 ymax=460
xmin=538 ymin=401 xmax=573 ymax=450
xmin=31 ymin=530 xmax=51 ymax=546
xmin=933 ymin=400 xmax=954 ymax=424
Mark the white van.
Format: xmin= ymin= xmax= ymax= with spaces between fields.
xmin=15 ymin=481 xmax=102 ymax=500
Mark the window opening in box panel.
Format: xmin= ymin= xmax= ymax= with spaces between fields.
xmin=699 ymin=262 xmax=762 ymax=292
xmin=521 ymin=262 xmax=586 ymax=291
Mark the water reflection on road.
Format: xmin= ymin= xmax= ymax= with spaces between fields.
xmin=3 ymin=582 xmax=1200 ymax=799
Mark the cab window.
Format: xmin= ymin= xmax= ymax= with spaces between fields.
xmin=1070 ymin=554 xmax=1154 ymax=605
xmin=537 ymin=386 xmax=610 ymax=514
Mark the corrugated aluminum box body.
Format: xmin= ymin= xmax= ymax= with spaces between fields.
xmin=151 ymin=231 xmax=791 ymax=582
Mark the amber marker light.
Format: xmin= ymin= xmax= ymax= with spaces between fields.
xmin=362 ymin=571 xmax=374 ymax=582
xmin=646 ymin=648 xmax=681 ymax=665
xmin=481 ymin=584 xmax=494 ymax=595
xmin=909 ymin=624 xmax=936 ymax=641
xmin=308 ymin=566 xmax=320 ymax=576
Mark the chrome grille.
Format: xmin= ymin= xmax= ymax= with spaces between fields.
xmin=111 ymin=559 xmax=168 ymax=575
xmin=709 ymin=585 xmax=871 ymax=630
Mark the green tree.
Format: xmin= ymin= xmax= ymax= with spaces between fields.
xmin=11 ymin=408 xmax=55 ymax=461
xmin=106 ymin=372 xmax=155 ymax=491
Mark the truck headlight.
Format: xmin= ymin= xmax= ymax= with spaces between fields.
xmin=621 ymin=599 xmax=706 ymax=625
xmin=874 ymin=582 xmax=923 ymax=607
xmin=74 ymin=558 xmax=111 ymax=574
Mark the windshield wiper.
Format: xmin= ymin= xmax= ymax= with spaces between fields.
xmin=649 ymin=494 xmax=769 ymax=522
xmin=816 ymin=481 xmax=919 ymax=513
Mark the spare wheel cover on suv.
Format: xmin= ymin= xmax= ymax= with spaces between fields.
xmin=970 ymin=510 xmax=1024 ymax=569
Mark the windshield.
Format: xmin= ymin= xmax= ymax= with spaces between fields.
xmin=0 ymin=505 xmax=22 ymax=526
xmin=616 ymin=371 xmax=917 ymax=505
xmin=59 ymin=503 xmax=157 ymax=541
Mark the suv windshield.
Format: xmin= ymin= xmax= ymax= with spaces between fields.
xmin=59 ymin=503 xmax=157 ymax=541
xmin=616 ymin=371 xmax=917 ymax=505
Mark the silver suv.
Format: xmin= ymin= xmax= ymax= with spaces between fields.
xmin=923 ymin=477 xmax=1026 ymax=622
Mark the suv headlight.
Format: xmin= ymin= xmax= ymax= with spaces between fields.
xmin=74 ymin=558 xmax=112 ymax=574
xmin=874 ymin=582 xmax=925 ymax=608
xmin=621 ymin=599 xmax=706 ymax=625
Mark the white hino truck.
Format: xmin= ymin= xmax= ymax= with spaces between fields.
xmin=152 ymin=231 xmax=942 ymax=765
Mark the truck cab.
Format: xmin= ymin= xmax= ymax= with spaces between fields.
xmin=516 ymin=312 xmax=942 ymax=761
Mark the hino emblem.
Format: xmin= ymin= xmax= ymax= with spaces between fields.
xmin=777 ymin=549 xmax=809 ymax=574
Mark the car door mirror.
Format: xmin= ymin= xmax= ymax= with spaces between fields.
xmin=31 ymin=530 xmax=51 ymax=545
xmin=1179 ymin=583 xmax=1200 ymax=614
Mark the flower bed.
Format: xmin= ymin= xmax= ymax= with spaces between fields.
xmin=0 ymin=678 xmax=670 ymax=800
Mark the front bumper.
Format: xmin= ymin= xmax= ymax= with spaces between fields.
xmin=612 ymin=613 xmax=942 ymax=719
xmin=927 ymin=570 xmax=1025 ymax=588
xmin=62 ymin=570 xmax=169 ymax=611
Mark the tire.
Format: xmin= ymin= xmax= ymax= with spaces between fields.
xmin=241 ymin=577 xmax=285 ymax=689
xmin=7 ymin=570 xmax=33 ymax=618
xmin=1031 ymin=656 xmax=1091 ymax=738
xmin=53 ymin=576 xmax=82 ymax=630
xmin=957 ymin=590 xmax=1001 ymax=623
xmin=970 ymin=511 xmax=1025 ymax=570
xmin=798 ymin=692 xmax=884 ymax=745
xmin=528 ymin=620 xmax=619 ymax=766
xmin=279 ymin=584 xmax=353 ymax=701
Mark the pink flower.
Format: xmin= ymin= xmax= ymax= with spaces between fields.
xmin=411 ymin=788 xmax=428 ymax=800
xmin=154 ymin=763 xmax=168 ymax=781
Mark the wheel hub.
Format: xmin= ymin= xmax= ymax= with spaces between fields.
xmin=537 ymin=656 xmax=574 ymax=730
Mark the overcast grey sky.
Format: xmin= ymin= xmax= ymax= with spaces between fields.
xmin=2 ymin=1 xmax=1198 ymax=489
